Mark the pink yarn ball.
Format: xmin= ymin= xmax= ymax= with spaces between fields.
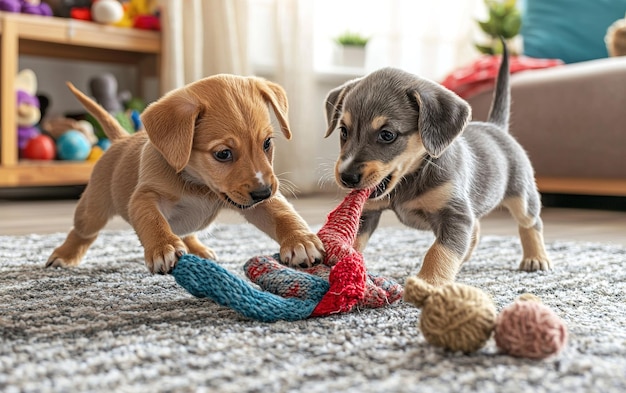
xmin=495 ymin=300 xmax=568 ymax=359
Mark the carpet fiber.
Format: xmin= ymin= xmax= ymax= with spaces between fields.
xmin=1 ymin=225 xmax=625 ymax=392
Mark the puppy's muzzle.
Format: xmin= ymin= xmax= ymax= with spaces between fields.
xmin=340 ymin=171 xmax=361 ymax=188
xmin=249 ymin=186 xmax=273 ymax=203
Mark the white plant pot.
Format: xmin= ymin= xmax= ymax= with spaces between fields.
xmin=334 ymin=45 xmax=366 ymax=68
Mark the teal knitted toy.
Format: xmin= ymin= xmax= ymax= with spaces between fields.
xmin=172 ymin=189 xmax=403 ymax=322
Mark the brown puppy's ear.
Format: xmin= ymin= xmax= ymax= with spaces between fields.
xmin=409 ymin=82 xmax=471 ymax=157
xmin=324 ymin=77 xmax=362 ymax=138
xmin=140 ymin=88 xmax=200 ymax=173
xmin=256 ymin=79 xmax=292 ymax=140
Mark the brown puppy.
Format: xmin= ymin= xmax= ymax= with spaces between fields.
xmin=47 ymin=76 xmax=324 ymax=274
xmin=324 ymin=45 xmax=550 ymax=286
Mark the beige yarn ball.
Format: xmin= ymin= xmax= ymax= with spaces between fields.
xmin=404 ymin=277 xmax=497 ymax=353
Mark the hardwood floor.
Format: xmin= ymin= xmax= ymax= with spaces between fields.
xmin=1 ymin=193 xmax=626 ymax=246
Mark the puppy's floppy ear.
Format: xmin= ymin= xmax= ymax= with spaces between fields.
xmin=324 ymin=77 xmax=362 ymax=138
xmin=141 ymin=88 xmax=200 ymax=173
xmin=255 ymin=79 xmax=292 ymax=140
xmin=409 ymin=82 xmax=471 ymax=157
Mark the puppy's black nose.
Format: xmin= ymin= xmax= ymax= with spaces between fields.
xmin=250 ymin=186 xmax=272 ymax=203
xmin=340 ymin=172 xmax=361 ymax=188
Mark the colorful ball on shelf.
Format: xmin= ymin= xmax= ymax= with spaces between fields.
xmin=22 ymin=134 xmax=56 ymax=160
xmin=56 ymin=130 xmax=92 ymax=161
xmin=87 ymin=146 xmax=105 ymax=162
xmin=91 ymin=0 xmax=124 ymax=24
xmin=97 ymin=138 xmax=111 ymax=151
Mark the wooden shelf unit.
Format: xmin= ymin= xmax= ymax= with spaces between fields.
xmin=0 ymin=11 xmax=161 ymax=187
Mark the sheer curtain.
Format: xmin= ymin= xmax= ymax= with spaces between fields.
xmin=269 ymin=0 xmax=319 ymax=194
xmin=159 ymin=0 xmax=251 ymax=93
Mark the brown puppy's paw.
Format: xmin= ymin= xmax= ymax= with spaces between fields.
xmin=182 ymin=236 xmax=218 ymax=260
xmin=519 ymin=257 xmax=553 ymax=272
xmin=144 ymin=238 xmax=187 ymax=274
xmin=191 ymin=245 xmax=218 ymax=260
xmin=279 ymin=231 xmax=325 ymax=268
xmin=45 ymin=252 xmax=82 ymax=269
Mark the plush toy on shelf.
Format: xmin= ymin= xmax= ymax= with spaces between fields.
xmin=88 ymin=73 xmax=144 ymax=136
xmin=14 ymin=69 xmax=42 ymax=154
xmin=41 ymin=116 xmax=98 ymax=145
xmin=115 ymin=0 xmax=160 ymax=30
xmin=0 ymin=0 xmax=53 ymax=15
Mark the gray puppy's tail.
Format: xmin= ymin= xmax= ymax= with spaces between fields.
xmin=486 ymin=39 xmax=510 ymax=129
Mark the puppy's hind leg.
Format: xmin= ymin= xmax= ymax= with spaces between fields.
xmin=502 ymin=196 xmax=552 ymax=271
xmin=46 ymin=191 xmax=111 ymax=268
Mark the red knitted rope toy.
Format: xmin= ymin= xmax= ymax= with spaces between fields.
xmin=175 ymin=188 xmax=403 ymax=322
xmin=311 ymin=188 xmax=370 ymax=315
xmin=244 ymin=188 xmax=403 ymax=316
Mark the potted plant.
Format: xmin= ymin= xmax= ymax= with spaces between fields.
xmin=333 ymin=31 xmax=370 ymax=68
xmin=475 ymin=0 xmax=522 ymax=55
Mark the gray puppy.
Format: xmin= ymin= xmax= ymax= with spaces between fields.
xmin=324 ymin=45 xmax=551 ymax=286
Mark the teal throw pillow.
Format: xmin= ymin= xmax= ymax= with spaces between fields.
xmin=521 ymin=0 xmax=626 ymax=63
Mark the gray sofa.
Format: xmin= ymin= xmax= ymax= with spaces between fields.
xmin=466 ymin=55 xmax=626 ymax=197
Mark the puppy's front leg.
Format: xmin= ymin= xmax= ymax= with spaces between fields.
xmin=417 ymin=211 xmax=474 ymax=286
xmin=354 ymin=209 xmax=382 ymax=252
xmin=129 ymin=188 xmax=187 ymax=274
xmin=241 ymin=193 xmax=324 ymax=267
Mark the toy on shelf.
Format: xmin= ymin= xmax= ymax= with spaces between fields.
xmin=89 ymin=73 xmax=130 ymax=113
xmin=15 ymin=69 xmax=42 ymax=153
xmin=116 ymin=0 xmax=160 ymax=30
xmin=404 ymin=278 xmax=568 ymax=359
xmin=172 ymin=188 xmax=404 ymax=322
xmin=41 ymin=117 xmax=98 ymax=145
xmin=22 ymin=134 xmax=55 ymax=160
xmin=91 ymin=0 xmax=124 ymax=24
xmin=0 ymin=0 xmax=52 ymax=15
xmin=87 ymin=73 xmax=144 ymax=136
xmin=56 ymin=129 xmax=92 ymax=161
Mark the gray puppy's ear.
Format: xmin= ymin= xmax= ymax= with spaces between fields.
xmin=409 ymin=83 xmax=471 ymax=157
xmin=324 ymin=77 xmax=362 ymax=138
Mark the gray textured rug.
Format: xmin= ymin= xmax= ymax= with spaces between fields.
xmin=1 ymin=224 xmax=625 ymax=393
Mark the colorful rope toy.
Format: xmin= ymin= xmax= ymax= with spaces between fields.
xmin=172 ymin=189 xmax=403 ymax=322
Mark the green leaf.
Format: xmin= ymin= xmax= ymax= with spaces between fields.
xmin=503 ymin=0 xmax=517 ymax=12
xmin=501 ymin=11 xmax=522 ymax=38
xmin=334 ymin=31 xmax=369 ymax=47
xmin=475 ymin=43 xmax=495 ymax=55
xmin=478 ymin=20 xmax=496 ymax=36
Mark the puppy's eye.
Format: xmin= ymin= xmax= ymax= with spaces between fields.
xmin=263 ymin=137 xmax=272 ymax=151
xmin=339 ymin=126 xmax=348 ymax=140
xmin=378 ymin=130 xmax=397 ymax=143
xmin=214 ymin=149 xmax=233 ymax=162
